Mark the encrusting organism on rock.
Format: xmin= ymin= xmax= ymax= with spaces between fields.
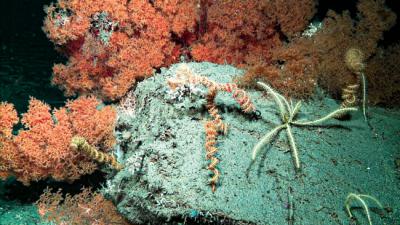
xmin=167 ymin=64 xmax=256 ymax=191
xmin=253 ymin=82 xmax=357 ymax=171
xmin=70 ymin=136 xmax=123 ymax=171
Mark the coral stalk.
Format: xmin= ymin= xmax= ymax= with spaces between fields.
xmin=71 ymin=136 xmax=123 ymax=171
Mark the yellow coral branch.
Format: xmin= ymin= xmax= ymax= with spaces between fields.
xmin=335 ymin=84 xmax=359 ymax=119
xmin=339 ymin=48 xmax=368 ymax=121
xmin=70 ymin=136 xmax=123 ymax=170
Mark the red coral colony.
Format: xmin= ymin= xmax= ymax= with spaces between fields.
xmin=43 ymin=0 xmax=200 ymax=100
xmin=42 ymin=0 xmax=319 ymax=100
xmin=0 ymin=97 xmax=116 ymax=185
xmin=40 ymin=0 xmax=399 ymax=104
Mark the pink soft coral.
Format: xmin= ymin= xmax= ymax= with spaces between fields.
xmin=37 ymin=188 xmax=130 ymax=225
xmin=191 ymin=0 xmax=317 ymax=67
xmin=44 ymin=0 xmax=320 ymax=100
xmin=0 ymin=97 xmax=116 ymax=185
xmin=44 ymin=0 xmax=198 ymax=100
xmin=0 ymin=102 xmax=18 ymax=138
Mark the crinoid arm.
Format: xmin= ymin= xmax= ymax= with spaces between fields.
xmin=286 ymin=125 xmax=300 ymax=170
xmin=345 ymin=193 xmax=383 ymax=225
xmin=252 ymin=124 xmax=286 ymax=160
xmin=292 ymin=107 xmax=358 ymax=126
xmin=289 ymin=101 xmax=302 ymax=121
xmin=257 ymin=82 xmax=288 ymax=120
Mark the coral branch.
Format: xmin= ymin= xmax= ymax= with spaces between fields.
xmin=71 ymin=136 xmax=123 ymax=170
xmin=0 ymin=102 xmax=18 ymax=139
xmin=0 ymin=97 xmax=117 ymax=185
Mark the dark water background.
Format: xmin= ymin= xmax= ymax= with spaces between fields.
xmin=0 ymin=0 xmax=103 ymax=215
xmin=0 ymin=0 xmax=66 ymax=114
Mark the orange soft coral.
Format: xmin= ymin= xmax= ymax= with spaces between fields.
xmin=66 ymin=96 xmax=116 ymax=150
xmin=263 ymin=0 xmax=317 ymax=38
xmin=44 ymin=0 xmax=190 ymax=101
xmin=312 ymin=0 xmax=396 ymax=99
xmin=239 ymin=0 xmax=396 ymax=100
xmin=37 ymin=188 xmax=130 ymax=225
xmin=239 ymin=38 xmax=318 ymax=98
xmin=153 ymin=0 xmax=199 ymax=36
xmin=0 ymin=97 xmax=116 ymax=185
xmin=0 ymin=102 xmax=18 ymax=138
xmin=44 ymin=0 xmax=320 ymax=100
xmin=191 ymin=0 xmax=317 ymax=67
xmin=191 ymin=0 xmax=281 ymax=66
xmin=0 ymin=102 xmax=19 ymax=179
xmin=366 ymin=43 xmax=400 ymax=106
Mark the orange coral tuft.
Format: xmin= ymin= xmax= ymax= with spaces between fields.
xmin=37 ymin=187 xmax=130 ymax=225
xmin=0 ymin=102 xmax=18 ymax=138
xmin=43 ymin=0 xmax=323 ymax=101
xmin=0 ymin=97 xmax=117 ymax=185
xmin=44 ymin=0 xmax=193 ymax=100
xmin=312 ymin=0 xmax=396 ymax=99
